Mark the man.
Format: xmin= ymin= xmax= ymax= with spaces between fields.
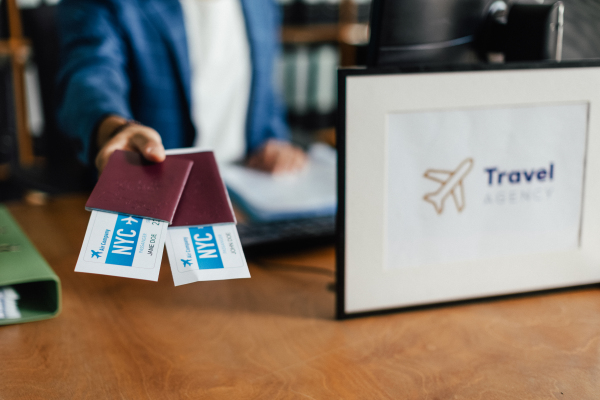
xmin=56 ymin=0 xmax=305 ymax=173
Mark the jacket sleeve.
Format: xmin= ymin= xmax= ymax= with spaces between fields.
xmin=56 ymin=0 xmax=133 ymax=164
xmin=244 ymin=0 xmax=291 ymax=154
xmin=264 ymin=0 xmax=290 ymax=144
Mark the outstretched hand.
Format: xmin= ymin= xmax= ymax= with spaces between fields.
xmin=246 ymin=139 xmax=307 ymax=174
xmin=95 ymin=116 xmax=166 ymax=173
xmin=95 ymin=117 xmax=305 ymax=175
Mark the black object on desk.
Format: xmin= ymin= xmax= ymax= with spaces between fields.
xmin=367 ymin=0 xmax=565 ymax=67
xmin=237 ymin=215 xmax=336 ymax=255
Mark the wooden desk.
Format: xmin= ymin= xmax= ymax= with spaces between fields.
xmin=2 ymin=195 xmax=600 ymax=399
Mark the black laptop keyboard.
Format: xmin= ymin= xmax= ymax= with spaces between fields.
xmin=237 ymin=215 xmax=336 ymax=253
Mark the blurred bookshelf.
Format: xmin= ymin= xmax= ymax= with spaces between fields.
xmin=0 ymin=0 xmax=34 ymax=171
xmin=277 ymin=0 xmax=371 ymax=144
xmin=1 ymin=0 xmax=93 ymax=202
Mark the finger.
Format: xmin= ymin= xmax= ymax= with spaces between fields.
xmin=246 ymin=141 xmax=307 ymax=173
xmin=285 ymin=147 xmax=304 ymax=172
xmin=95 ymin=127 xmax=165 ymax=172
xmin=95 ymin=137 xmax=126 ymax=173
xmin=273 ymin=145 xmax=307 ymax=174
xmin=288 ymin=148 xmax=306 ymax=172
xmin=274 ymin=148 xmax=291 ymax=174
xmin=249 ymin=141 xmax=275 ymax=172
xmin=274 ymin=146 xmax=298 ymax=174
xmin=129 ymin=131 xmax=165 ymax=163
xmin=261 ymin=141 xmax=280 ymax=172
xmin=266 ymin=144 xmax=283 ymax=173
xmin=287 ymin=150 xmax=305 ymax=173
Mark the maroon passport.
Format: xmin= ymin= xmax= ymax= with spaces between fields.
xmin=168 ymin=151 xmax=236 ymax=227
xmin=86 ymin=150 xmax=193 ymax=223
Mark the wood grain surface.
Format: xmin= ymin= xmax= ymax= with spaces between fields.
xmin=1 ymin=195 xmax=600 ymax=399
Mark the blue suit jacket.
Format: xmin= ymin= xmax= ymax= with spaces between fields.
xmin=56 ymin=0 xmax=289 ymax=164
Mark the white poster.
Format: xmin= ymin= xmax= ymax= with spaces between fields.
xmin=386 ymin=103 xmax=588 ymax=270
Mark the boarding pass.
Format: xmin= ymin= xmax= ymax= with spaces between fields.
xmin=75 ymin=211 xmax=168 ymax=281
xmin=165 ymin=223 xmax=250 ymax=286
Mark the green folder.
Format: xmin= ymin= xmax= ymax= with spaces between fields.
xmin=0 ymin=205 xmax=61 ymax=325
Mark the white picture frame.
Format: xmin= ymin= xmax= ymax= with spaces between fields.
xmin=336 ymin=62 xmax=600 ymax=319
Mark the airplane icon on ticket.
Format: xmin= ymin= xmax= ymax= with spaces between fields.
xmin=91 ymin=250 xmax=102 ymax=259
xmin=423 ymin=158 xmax=474 ymax=214
xmin=181 ymin=259 xmax=192 ymax=267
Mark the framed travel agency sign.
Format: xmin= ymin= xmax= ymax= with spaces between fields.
xmin=336 ymin=61 xmax=600 ymax=319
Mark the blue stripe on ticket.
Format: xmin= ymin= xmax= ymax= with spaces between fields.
xmin=106 ymin=214 xmax=143 ymax=266
xmin=188 ymin=226 xmax=224 ymax=270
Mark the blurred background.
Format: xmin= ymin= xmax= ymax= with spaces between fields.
xmin=1 ymin=0 xmax=599 ymax=204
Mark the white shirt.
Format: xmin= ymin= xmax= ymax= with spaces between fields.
xmin=179 ymin=0 xmax=252 ymax=164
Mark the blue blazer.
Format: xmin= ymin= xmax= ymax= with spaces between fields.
xmin=57 ymin=0 xmax=289 ymax=164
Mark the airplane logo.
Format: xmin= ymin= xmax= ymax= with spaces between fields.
xmin=423 ymin=158 xmax=474 ymax=214
xmin=121 ymin=216 xmax=139 ymax=225
xmin=91 ymin=250 xmax=102 ymax=258
xmin=181 ymin=259 xmax=192 ymax=267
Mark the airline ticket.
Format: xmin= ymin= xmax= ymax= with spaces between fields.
xmin=165 ymin=223 xmax=250 ymax=286
xmin=75 ymin=211 xmax=168 ymax=281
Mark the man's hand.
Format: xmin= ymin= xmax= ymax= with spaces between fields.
xmin=95 ymin=115 xmax=166 ymax=172
xmin=246 ymin=139 xmax=307 ymax=174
